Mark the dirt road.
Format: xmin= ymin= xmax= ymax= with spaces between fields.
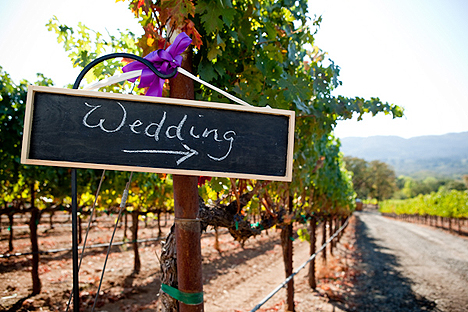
xmin=350 ymin=210 xmax=468 ymax=312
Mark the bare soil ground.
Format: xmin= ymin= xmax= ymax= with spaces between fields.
xmin=0 ymin=213 xmax=358 ymax=311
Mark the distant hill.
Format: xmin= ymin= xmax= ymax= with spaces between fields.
xmin=340 ymin=132 xmax=468 ymax=179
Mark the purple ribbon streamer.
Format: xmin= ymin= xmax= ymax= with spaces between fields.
xmin=122 ymin=32 xmax=192 ymax=97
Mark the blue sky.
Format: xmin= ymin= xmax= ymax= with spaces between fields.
xmin=1 ymin=0 xmax=467 ymax=139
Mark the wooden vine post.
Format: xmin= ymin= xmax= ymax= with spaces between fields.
xmin=29 ymin=182 xmax=41 ymax=295
xmin=321 ymin=215 xmax=327 ymax=264
xmin=308 ymin=216 xmax=317 ymax=289
xmin=285 ymin=194 xmax=294 ymax=311
xmin=170 ymin=49 xmax=204 ymax=312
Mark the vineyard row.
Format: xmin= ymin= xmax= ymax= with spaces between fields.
xmin=380 ymin=213 xmax=468 ymax=236
xmin=379 ymin=189 xmax=468 ymax=219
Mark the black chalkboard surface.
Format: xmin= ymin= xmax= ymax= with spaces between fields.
xmin=22 ymin=86 xmax=295 ymax=181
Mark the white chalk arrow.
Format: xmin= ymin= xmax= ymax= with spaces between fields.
xmin=122 ymin=143 xmax=199 ymax=165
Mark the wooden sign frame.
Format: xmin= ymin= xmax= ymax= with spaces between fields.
xmin=21 ymin=86 xmax=295 ymax=181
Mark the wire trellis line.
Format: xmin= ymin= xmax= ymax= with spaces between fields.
xmin=0 ymin=237 xmax=164 ymax=259
xmin=249 ymin=217 xmax=350 ymax=312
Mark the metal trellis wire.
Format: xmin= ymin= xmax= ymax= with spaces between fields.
xmin=249 ymin=217 xmax=350 ymax=312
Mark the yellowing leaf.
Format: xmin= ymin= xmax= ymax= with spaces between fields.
xmin=207 ymin=46 xmax=222 ymax=61
xmin=147 ymin=36 xmax=155 ymax=47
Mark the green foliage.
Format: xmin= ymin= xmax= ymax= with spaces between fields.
xmin=343 ymin=156 xmax=370 ymax=199
xmin=0 ymin=0 xmax=406 ymax=233
xmin=394 ymin=176 xmax=467 ymax=199
xmin=46 ymin=16 xmax=142 ymax=90
xmin=0 ymin=67 xmax=76 ymax=212
xmin=126 ymin=173 xmax=173 ymax=211
xmin=297 ymin=228 xmax=310 ymax=242
xmin=0 ymin=67 xmax=28 ymax=185
xmin=380 ymin=189 xmax=468 ymax=219
xmin=175 ymin=0 xmax=401 ymax=213
xmin=367 ymin=160 xmax=396 ymax=202
xmin=344 ymin=156 xmax=396 ymax=202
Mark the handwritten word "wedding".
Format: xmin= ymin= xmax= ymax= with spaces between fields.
xmin=82 ymin=101 xmax=236 ymax=165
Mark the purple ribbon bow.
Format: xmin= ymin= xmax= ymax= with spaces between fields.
xmin=122 ymin=32 xmax=192 ymax=97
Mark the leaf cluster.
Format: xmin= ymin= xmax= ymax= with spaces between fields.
xmin=0 ymin=1 xmax=407 ymax=240
xmin=122 ymin=0 xmax=403 ymax=217
xmin=380 ymin=189 xmax=468 ymax=219
xmin=46 ymin=16 xmax=142 ymax=90
xmin=344 ymin=156 xmax=397 ymax=202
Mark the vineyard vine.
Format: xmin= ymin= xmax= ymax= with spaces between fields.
xmin=0 ymin=0 xmax=404 ymax=310
xmin=380 ymin=189 xmax=468 ymax=235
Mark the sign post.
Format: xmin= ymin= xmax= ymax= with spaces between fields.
xmin=170 ymin=50 xmax=204 ymax=311
xmin=172 ymin=174 xmax=203 ymax=311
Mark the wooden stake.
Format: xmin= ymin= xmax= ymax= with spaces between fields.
xmin=170 ymin=49 xmax=204 ymax=312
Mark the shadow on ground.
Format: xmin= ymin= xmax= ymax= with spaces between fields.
xmin=338 ymin=212 xmax=440 ymax=312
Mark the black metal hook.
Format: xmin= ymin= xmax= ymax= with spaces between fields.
xmin=72 ymin=52 xmax=178 ymax=90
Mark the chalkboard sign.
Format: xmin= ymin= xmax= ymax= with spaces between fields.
xmin=22 ymin=86 xmax=295 ymax=181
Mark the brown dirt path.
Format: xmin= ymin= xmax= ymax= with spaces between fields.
xmin=202 ymin=224 xmax=354 ymax=312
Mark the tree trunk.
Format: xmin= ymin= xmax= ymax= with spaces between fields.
xmin=281 ymin=225 xmax=294 ymax=311
xmin=321 ymin=217 xmax=327 ymax=264
xmin=214 ymin=227 xmax=221 ymax=255
xmin=158 ymin=210 xmax=163 ymax=237
xmin=338 ymin=217 xmax=344 ymax=242
xmin=8 ymin=213 xmax=14 ymax=252
xmin=49 ymin=211 xmax=54 ymax=229
xmin=281 ymin=196 xmax=294 ymax=312
xmin=132 ymin=210 xmax=141 ymax=274
xmin=332 ymin=217 xmax=338 ymax=247
xmin=308 ymin=217 xmax=317 ymax=289
xmin=329 ymin=217 xmax=334 ymax=256
xmin=158 ymin=226 xmax=178 ymax=312
xmin=29 ymin=183 xmax=41 ymax=295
